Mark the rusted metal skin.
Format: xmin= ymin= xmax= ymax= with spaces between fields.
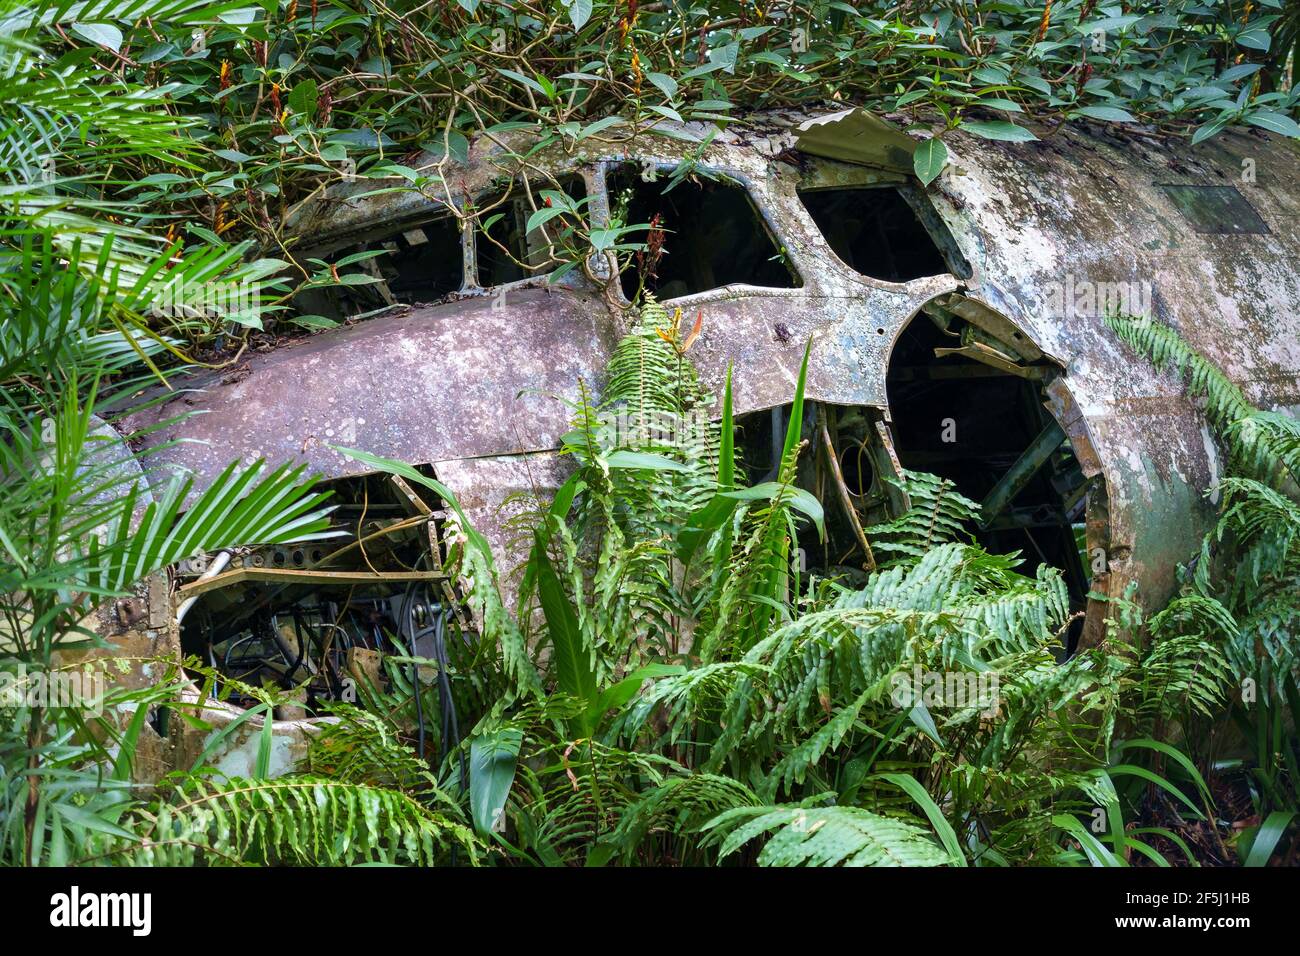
xmin=123 ymin=111 xmax=1300 ymax=633
xmin=434 ymin=451 xmax=574 ymax=605
xmin=124 ymin=288 xmax=622 ymax=482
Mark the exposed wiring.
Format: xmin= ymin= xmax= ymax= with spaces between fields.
xmin=397 ymin=551 xmax=466 ymax=790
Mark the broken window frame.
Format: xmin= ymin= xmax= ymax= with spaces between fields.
xmin=292 ymin=204 xmax=474 ymax=322
xmin=879 ymin=296 xmax=1111 ymax=648
xmin=466 ymin=171 xmax=598 ymax=292
xmin=292 ymin=167 xmax=606 ymax=321
xmin=598 ymin=159 xmax=804 ymax=305
xmin=793 ymin=158 xmax=972 ymax=285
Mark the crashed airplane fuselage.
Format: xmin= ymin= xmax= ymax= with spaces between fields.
xmin=106 ymin=109 xmax=1300 ymax=770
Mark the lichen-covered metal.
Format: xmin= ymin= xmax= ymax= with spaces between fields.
xmin=122 ymin=109 xmax=1300 ymax=637
xmin=930 ymin=123 xmax=1300 ymax=615
xmin=128 ymin=287 xmax=621 ymax=478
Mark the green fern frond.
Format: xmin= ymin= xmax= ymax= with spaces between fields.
xmin=304 ymin=706 xmax=462 ymax=809
xmin=1106 ymin=313 xmax=1298 ymax=485
xmin=606 ymin=772 xmax=760 ymax=862
xmin=1237 ymin=590 xmax=1300 ymax=700
xmin=1213 ymin=477 xmax=1300 ymax=603
xmin=700 ymin=803 xmax=952 ymax=866
xmin=865 ymin=471 xmax=980 ymax=561
xmin=94 ymin=776 xmax=481 ymax=866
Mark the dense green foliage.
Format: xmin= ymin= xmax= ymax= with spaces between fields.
xmin=3 ymin=1 xmax=1300 ymax=338
xmin=1 ymin=2 xmax=1298 ymax=867
xmin=1107 ymin=314 xmax=1300 ymax=854
xmin=303 ymin=308 xmax=1279 ymax=867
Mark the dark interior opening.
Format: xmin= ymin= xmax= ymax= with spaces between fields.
xmin=476 ymin=197 xmax=528 ymax=286
xmin=885 ymin=312 xmax=1093 ymax=642
xmin=297 ymin=214 xmax=463 ymax=322
xmin=798 ymin=186 xmax=951 ymax=282
xmin=377 ymin=219 xmax=465 ymax=302
xmin=735 ymin=401 xmax=892 ymax=589
xmin=475 ymin=177 xmax=587 ymax=286
xmin=178 ymin=470 xmax=454 ymax=717
xmin=609 ymin=164 xmax=800 ymax=300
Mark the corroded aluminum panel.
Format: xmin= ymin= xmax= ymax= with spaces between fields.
xmin=923 ymin=124 xmax=1300 ymax=610
xmin=434 ymin=451 xmax=575 ymax=599
xmin=668 ymin=281 xmax=959 ymax=417
xmin=123 ymin=289 xmax=621 ymax=494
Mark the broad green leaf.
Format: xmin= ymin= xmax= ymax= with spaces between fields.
xmin=676 ymin=493 xmax=739 ymax=565
xmin=1079 ymin=15 xmax=1144 ymax=32
xmin=1244 ymin=811 xmax=1295 ymax=866
xmin=525 ymin=205 xmax=569 ymax=235
xmin=531 ymin=528 xmax=595 ymax=710
xmin=605 ymin=450 xmax=690 ymax=472
xmin=977 ymin=97 xmax=1023 ymax=113
xmin=1220 ymin=63 xmax=1263 ymax=83
xmin=469 ymin=727 xmax=523 ymax=837
xmin=1107 ymin=764 xmax=1204 ymax=820
xmin=1191 ymin=115 xmax=1232 ymax=145
xmin=255 ymin=701 xmax=274 ymax=779
xmin=1235 ymin=29 xmax=1271 ymax=52
xmin=912 ymin=138 xmax=947 ymax=186
xmin=497 ymin=68 xmax=547 ymax=96
xmin=574 ymin=116 xmax=625 ymax=141
xmin=1112 ymin=738 xmax=1213 ymax=806
xmin=288 ymin=80 xmax=319 ymax=118
xmin=781 ymin=337 xmax=813 ymax=464
xmin=646 ymin=72 xmax=678 ymax=99
xmin=568 ymin=0 xmax=592 ymax=30
xmin=70 ymin=22 xmax=123 ymax=52
xmin=1245 ymin=111 xmax=1300 ymax=138
xmin=1072 ymin=105 xmax=1136 ymax=123
xmin=53 ymin=804 xmax=138 ymax=842
xmin=907 ymin=701 xmax=943 ymax=746
xmin=591 ymin=663 xmax=685 ymax=721
xmin=721 ymin=483 xmax=824 ymax=540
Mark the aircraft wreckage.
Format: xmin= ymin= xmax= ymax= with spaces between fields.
xmin=85 ymin=108 xmax=1300 ymax=779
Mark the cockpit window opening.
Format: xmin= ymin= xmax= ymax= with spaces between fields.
xmin=797 ymin=184 xmax=969 ymax=282
xmin=472 ymin=176 xmax=590 ymax=287
xmin=605 ymin=162 xmax=801 ymax=301
xmin=294 ymin=210 xmax=466 ymax=324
